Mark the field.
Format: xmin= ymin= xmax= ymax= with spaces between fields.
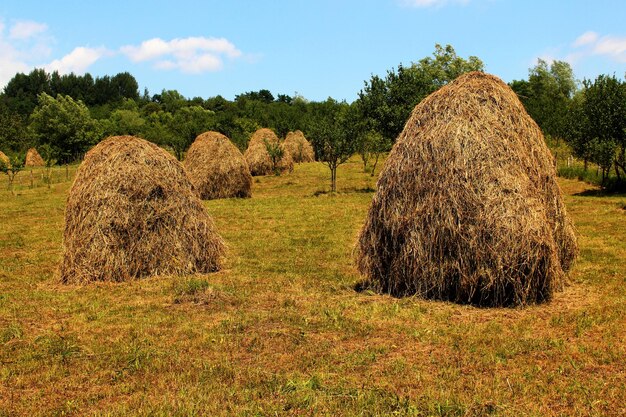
xmin=0 ymin=159 xmax=625 ymax=416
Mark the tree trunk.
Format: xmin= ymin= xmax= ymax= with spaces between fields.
xmin=584 ymin=158 xmax=588 ymax=172
xmin=371 ymin=153 xmax=381 ymax=177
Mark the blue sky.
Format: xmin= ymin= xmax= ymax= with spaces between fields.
xmin=1 ymin=0 xmax=625 ymax=102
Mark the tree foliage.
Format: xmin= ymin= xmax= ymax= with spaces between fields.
xmin=29 ymin=93 xmax=100 ymax=163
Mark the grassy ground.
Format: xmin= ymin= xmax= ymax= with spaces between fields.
xmin=0 ymin=158 xmax=624 ymax=416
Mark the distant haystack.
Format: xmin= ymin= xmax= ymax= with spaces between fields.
xmin=244 ymin=128 xmax=294 ymax=175
xmin=284 ymin=130 xmax=315 ymax=163
xmin=25 ymin=148 xmax=44 ymax=167
xmin=0 ymin=151 xmax=9 ymax=167
xmin=184 ymin=131 xmax=252 ymax=199
xmin=356 ymin=72 xmax=578 ymax=307
xmin=59 ymin=135 xmax=225 ymax=284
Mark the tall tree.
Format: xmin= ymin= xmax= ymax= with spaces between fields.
xmin=29 ymin=93 xmax=101 ymax=163
xmin=511 ymin=59 xmax=577 ymax=141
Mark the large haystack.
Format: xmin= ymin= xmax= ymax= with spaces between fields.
xmin=0 ymin=151 xmax=9 ymax=167
xmin=244 ymin=128 xmax=294 ymax=175
xmin=356 ymin=72 xmax=577 ymax=307
xmin=25 ymin=147 xmax=44 ymax=167
xmin=184 ymin=131 xmax=252 ymax=199
xmin=59 ymin=135 xmax=225 ymax=284
xmin=284 ymin=130 xmax=315 ymax=163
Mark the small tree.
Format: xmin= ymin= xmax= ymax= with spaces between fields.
xmin=264 ymin=139 xmax=284 ymax=175
xmin=39 ymin=143 xmax=58 ymax=188
xmin=308 ymin=99 xmax=356 ymax=192
xmin=358 ymin=130 xmax=389 ymax=176
xmin=0 ymin=153 xmax=25 ymax=194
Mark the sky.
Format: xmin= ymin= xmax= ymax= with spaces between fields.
xmin=1 ymin=0 xmax=625 ymax=102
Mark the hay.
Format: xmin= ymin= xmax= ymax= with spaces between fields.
xmin=184 ymin=131 xmax=252 ymax=199
xmin=0 ymin=151 xmax=9 ymax=167
xmin=244 ymin=128 xmax=294 ymax=175
xmin=283 ymin=130 xmax=315 ymax=163
xmin=59 ymin=135 xmax=225 ymax=284
xmin=25 ymin=148 xmax=44 ymax=167
xmin=356 ymin=72 xmax=578 ymax=307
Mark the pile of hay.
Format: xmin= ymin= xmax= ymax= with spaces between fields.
xmin=0 ymin=151 xmax=9 ymax=167
xmin=25 ymin=148 xmax=44 ymax=167
xmin=283 ymin=130 xmax=315 ymax=162
xmin=184 ymin=131 xmax=252 ymax=199
xmin=356 ymin=72 xmax=578 ymax=307
xmin=244 ymin=128 xmax=293 ymax=175
xmin=59 ymin=135 xmax=225 ymax=284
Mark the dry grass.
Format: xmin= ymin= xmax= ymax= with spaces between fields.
xmin=357 ymin=72 xmax=578 ymax=307
xmin=25 ymin=147 xmax=44 ymax=167
xmin=58 ymin=135 xmax=225 ymax=283
xmin=284 ymin=130 xmax=315 ymax=163
xmin=183 ymin=131 xmax=252 ymax=199
xmin=0 ymin=157 xmax=624 ymax=416
xmin=244 ymin=128 xmax=294 ymax=175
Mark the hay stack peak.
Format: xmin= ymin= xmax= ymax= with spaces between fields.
xmin=184 ymin=131 xmax=252 ymax=199
xmin=356 ymin=71 xmax=577 ymax=307
xmin=284 ymin=130 xmax=315 ymax=163
xmin=25 ymin=147 xmax=44 ymax=167
xmin=59 ymin=135 xmax=225 ymax=284
xmin=244 ymin=128 xmax=293 ymax=175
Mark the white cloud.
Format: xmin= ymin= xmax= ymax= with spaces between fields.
xmin=592 ymin=36 xmax=626 ymax=62
xmin=45 ymin=46 xmax=108 ymax=74
xmin=120 ymin=36 xmax=242 ymax=73
xmin=0 ymin=20 xmax=52 ymax=87
xmin=399 ymin=0 xmax=469 ymax=8
xmin=571 ymin=31 xmax=626 ymax=63
xmin=9 ymin=20 xmax=48 ymax=40
xmin=572 ymin=31 xmax=598 ymax=48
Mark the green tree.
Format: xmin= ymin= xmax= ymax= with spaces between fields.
xmin=263 ymin=139 xmax=285 ymax=175
xmin=512 ymin=59 xmax=577 ymax=142
xmin=29 ymin=93 xmax=100 ymax=163
xmin=0 ymin=103 xmax=30 ymax=153
xmin=168 ymin=106 xmax=215 ymax=160
xmin=0 ymin=153 xmax=25 ymax=194
xmin=307 ymin=99 xmax=356 ymax=192
xmin=38 ymin=143 xmax=58 ymax=188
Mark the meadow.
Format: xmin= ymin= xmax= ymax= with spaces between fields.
xmin=0 ymin=160 xmax=624 ymax=416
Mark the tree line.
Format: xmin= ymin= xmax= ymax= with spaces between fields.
xmin=1 ymin=44 xmax=624 ymax=190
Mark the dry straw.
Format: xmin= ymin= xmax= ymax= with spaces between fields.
xmin=244 ymin=128 xmax=294 ymax=175
xmin=25 ymin=148 xmax=44 ymax=167
xmin=283 ymin=130 xmax=315 ymax=163
xmin=0 ymin=151 xmax=9 ymax=167
xmin=356 ymin=72 xmax=578 ymax=307
xmin=59 ymin=135 xmax=225 ymax=284
xmin=184 ymin=131 xmax=252 ymax=199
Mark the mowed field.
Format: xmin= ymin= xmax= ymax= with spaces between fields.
xmin=0 ymin=159 xmax=625 ymax=416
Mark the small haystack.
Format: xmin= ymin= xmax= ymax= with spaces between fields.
xmin=25 ymin=148 xmax=44 ymax=167
xmin=59 ymin=135 xmax=225 ymax=284
xmin=244 ymin=128 xmax=294 ymax=175
xmin=184 ymin=131 xmax=252 ymax=199
xmin=284 ymin=130 xmax=315 ymax=163
xmin=356 ymin=72 xmax=578 ymax=307
xmin=0 ymin=151 xmax=9 ymax=167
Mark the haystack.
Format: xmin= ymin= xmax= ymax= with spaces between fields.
xmin=59 ymin=135 xmax=225 ymax=284
xmin=283 ymin=130 xmax=315 ymax=162
xmin=356 ymin=72 xmax=577 ymax=307
xmin=25 ymin=147 xmax=44 ymax=167
xmin=244 ymin=128 xmax=294 ymax=175
xmin=184 ymin=131 xmax=252 ymax=199
xmin=0 ymin=151 xmax=9 ymax=167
